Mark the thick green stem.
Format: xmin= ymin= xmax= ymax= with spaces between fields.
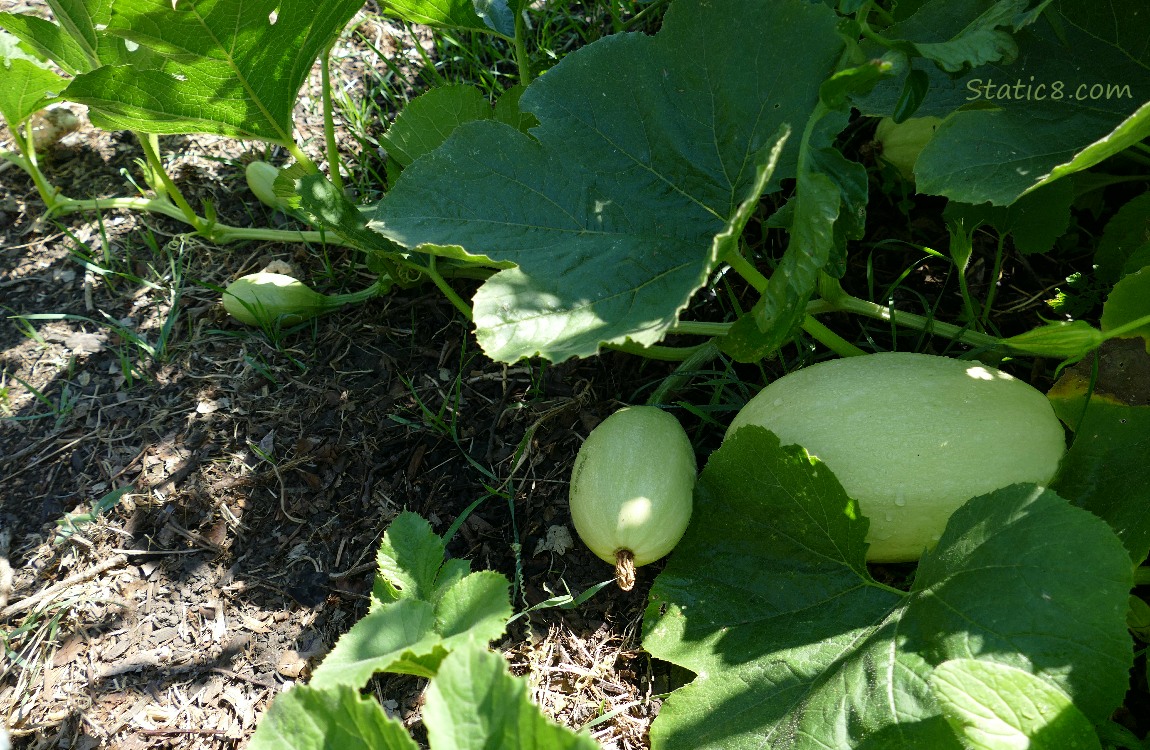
xmin=16 ymin=122 xmax=61 ymax=210
xmin=512 ymin=7 xmax=533 ymax=85
xmin=723 ymin=247 xmax=769 ymax=293
xmin=420 ymin=257 xmax=474 ymax=320
xmin=668 ymin=320 xmax=733 ymax=337
xmin=801 ymin=315 xmax=866 ymax=357
xmin=327 ymin=276 xmax=394 ymax=306
xmin=137 ymin=134 xmax=203 ymax=231
xmin=980 ymin=234 xmax=1007 ymax=328
xmin=605 ymin=341 xmax=711 ymax=362
xmin=818 ymin=276 xmax=1001 ymax=351
xmin=1103 ymin=314 xmax=1150 ymax=339
xmin=1135 ymin=566 xmax=1150 ymax=587
xmin=320 ymin=43 xmax=344 ymax=192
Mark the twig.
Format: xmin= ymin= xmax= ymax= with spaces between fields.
xmin=1 ymin=553 xmax=128 ymax=620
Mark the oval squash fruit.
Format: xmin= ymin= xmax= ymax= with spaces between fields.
xmin=726 ymin=352 xmax=1066 ymax=562
xmin=569 ymin=406 xmax=696 ymax=589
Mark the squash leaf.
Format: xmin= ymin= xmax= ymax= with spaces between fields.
xmin=62 ymin=0 xmax=363 ymax=142
xmin=309 ymin=513 xmax=512 ymax=689
xmin=643 ymin=427 xmax=1132 ymax=750
xmin=367 ymin=0 xmax=846 ymax=363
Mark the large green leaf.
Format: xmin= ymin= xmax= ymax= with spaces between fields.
xmin=0 ymin=33 xmax=67 ymax=125
xmin=1094 ymin=192 xmax=1150 ymax=284
xmin=643 ymin=427 xmax=1133 ymax=750
xmin=248 ymin=684 xmax=419 ymax=750
xmin=310 ymin=513 xmax=512 ymax=689
xmin=367 ymin=0 xmax=845 ymax=362
xmin=423 ymin=645 xmax=601 ymax=750
xmin=0 ymin=13 xmax=91 ymax=75
xmin=1101 ymin=267 xmax=1150 ymax=348
xmin=62 ymin=0 xmax=362 ymax=141
xmin=942 ymin=179 xmax=1074 ymax=255
xmin=1052 ymin=399 xmax=1150 ymax=564
xmin=930 ymin=659 xmax=1101 ymax=750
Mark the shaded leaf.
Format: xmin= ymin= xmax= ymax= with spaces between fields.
xmin=858 ymin=0 xmax=1150 ymax=206
xmin=1052 ymin=398 xmax=1150 ymax=564
xmin=1100 ymin=266 xmax=1150 ymax=347
xmin=942 ymin=179 xmax=1073 ymax=255
xmin=380 ymin=84 xmax=493 ymax=169
xmin=378 ymin=0 xmax=515 ymax=38
xmin=0 ymin=12 xmax=90 ymax=75
xmin=910 ymin=0 xmax=1029 ymax=73
xmin=643 ymin=427 xmax=1132 ymax=750
xmin=0 ymin=49 xmax=67 ymax=126
xmin=752 ymin=170 xmax=840 ymax=349
xmin=1094 ymin=192 xmax=1150 ymax=283
xmin=280 ymin=168 xmax=406 ymax=260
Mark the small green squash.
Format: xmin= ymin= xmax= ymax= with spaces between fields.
xmin=245 ymin=161 xmax=289 ymax=211
xmin=223 ymin=272 xmax=333 ymax=327
xmin=726 ymin=353 xmax=1066 ymax=562
xmin=569 ymin=406 xmax=696 ymax=589
xmin=875 ymin=116 xmax=943 ymax=181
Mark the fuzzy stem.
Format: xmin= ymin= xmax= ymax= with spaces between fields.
xmin=512 ymin=7 xmax=533 ymax=85
xmin=1103 ymin=314 xmax=1150 ymax=340
xmin=320 ymin=43 xmax=344 ymax=193
xmin=605 ymin=341 xmax=712 ymax=362
xmin=137 ymin=134 xmax=203 ymax=231
xmin=419 ymin=257 xmax=474 ymax=320
xmin=16 ymin=121 xmax=61 ymax=210
xmin=801 ymin=315 xmax=866 ymax=357
xmin=980 ymin=233 xmax=1007 ymax=328
xmin=667 ymin=321 xmax=733 ymax=337
xmin=327 ymin=276 xmax=394 ymax=306
xmin=723 ymin=247 xmax=769 ymax=293
xmin=817 ymin=274 xmax=1002 ymax=351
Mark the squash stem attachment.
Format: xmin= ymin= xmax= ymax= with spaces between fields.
xmin=615 ymin=549 xmax=636 ymax=591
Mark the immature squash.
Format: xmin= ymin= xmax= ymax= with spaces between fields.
xmin=223 ymin=272 xmax=333 ymax=326
xmin=569 ymin=406 xmax=696 ymax=589
xmin=726 ymin=353 xmax=1066 ymax=562
xmin=245 ymin=161 xmax=289 ymax=211
xmin=875 ymin=116 xmax=943 ymax=181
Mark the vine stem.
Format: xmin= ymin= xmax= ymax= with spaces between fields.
xmin=512 ymin=7 xmax=533 ymax=85
xmin=419 ymin=256 xmax=474 ymax=321
xmin=15 ymin=122 xmax=61 ymax=210
xmin=1135 ymin=566 xmax=1150 ymax=586
xmin=818 ymin=274 xmax=1002 ymax=351
xmin=320 ymin=42 xmax=344 ymax=193
xmin=136 ymin=133 xmax=203 ymax=231
xmin=606 ymin=340 xmax=714 ymax=362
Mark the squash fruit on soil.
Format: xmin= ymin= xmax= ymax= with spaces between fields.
xmin=725 ymin=353 xmax=1066 ymax=562
xmin=569 ymin=406 xmax=697 ymax=589
xmin=223 ymin=272 xmax=334 ymax=327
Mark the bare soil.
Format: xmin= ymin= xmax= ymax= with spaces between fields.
xmin=0 ymin=8 xmax=673 ymax=748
